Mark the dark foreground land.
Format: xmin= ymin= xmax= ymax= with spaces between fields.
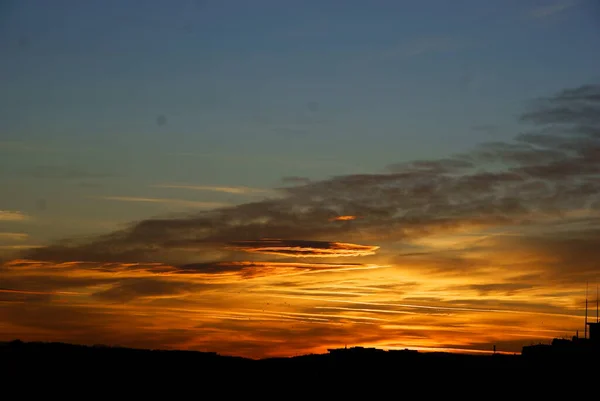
xmin=2 ymin=339 xmax=598 ymax=382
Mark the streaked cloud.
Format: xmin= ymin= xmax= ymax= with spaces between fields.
xmin=96 ymin=196 xmax=229 ymax=209
xmin=0 ymin=245 xmax=43 ymax=250
xmin=0 ymin=210 xmax=31 ymax=221
xmin=0 ymin=288 xmax=81 ymax=296
xmin=228 ymin=239 xmax=380 ymax=257
xmin=151 ymin=183 xmax=275 ymax=195
xmin=0 ymin=254 xmax=588 ymax=358
xmin=0 ymin=232 xmax=28 ymax=241
xmin=176 ymin=260 xmax=385 ymax=280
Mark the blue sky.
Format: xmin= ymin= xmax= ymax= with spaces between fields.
xmin=1 ymin=0 xmax=599 ymax=245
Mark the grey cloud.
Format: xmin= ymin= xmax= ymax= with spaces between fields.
xmin=469 ymin=141 xmax=566 ymax=165
xmin=92 ymin=278 xmax=199 ymax=303
xmin=521 ymin=84 xmax=600 ymax=126
xmin=503 ymin=229 xmax=600 ymax=283
xmin=174 ymin=260 xmax=374 ymax=280
xmin=386 ymin=158 xmax=474 ymax=174
xmin=16 ymin=84 xmax=600 ymax=286
xmin=0 ymin=275 xmax=116 ymax=293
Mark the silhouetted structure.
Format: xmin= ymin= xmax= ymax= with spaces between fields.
xmin=588 ymin=322 xmax=599 ymax=344
xmin=522 ymin=285 xmax=600 ymax=360
xmin=327 ymin=345 xmax=385 ymax=355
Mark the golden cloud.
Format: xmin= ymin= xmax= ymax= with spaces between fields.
xmin=0 ymin=210 xmax=31 ymax=222
xmin=227 ymin=239 xmax=380 ymax=257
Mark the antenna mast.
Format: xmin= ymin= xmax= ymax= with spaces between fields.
xmin=596 ymin=284 xmax=598 ymax=324
xmin=584 ymin=283 xmax=588 ymax=340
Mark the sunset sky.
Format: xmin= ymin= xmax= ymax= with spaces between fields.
xmin=1 ymin=0 xmax=600 ymax=358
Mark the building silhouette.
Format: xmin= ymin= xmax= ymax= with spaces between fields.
xmin=522 ymin=285 xmax=599 ymax=358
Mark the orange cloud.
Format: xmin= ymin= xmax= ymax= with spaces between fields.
xmin=0 ymin=288 xmax=81 ymax=296
xmin=329 ymin=215 xmax=358 ymax=221
xmin=227 ymin=239 xmax=379 ymax=257
xmin=0 ymin=252 xmax=592 ymax=359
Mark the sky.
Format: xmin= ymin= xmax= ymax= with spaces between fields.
xmin=1 ymin=0 xmax=600 ymax=358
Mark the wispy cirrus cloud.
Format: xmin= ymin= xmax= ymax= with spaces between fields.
xmin=0 ymin=210 xmax=31 ymax=222
xmin=151 ymin=183 xmax=276 ymax=196
xmin=96 ymin=196 xmax=229 ymax=209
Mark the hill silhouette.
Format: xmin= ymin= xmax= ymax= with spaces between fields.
xmin=5 ymin=339 xmax=599 ymax=396
xmin=3 ymin=339 xmax=595 ymax=376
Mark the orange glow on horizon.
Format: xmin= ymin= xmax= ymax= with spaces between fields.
xmin=0 ymin=240 xmax=592 ymax=359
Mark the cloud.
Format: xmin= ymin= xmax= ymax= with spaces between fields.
xmin=3 ymin=83 xmax=600 ymax=358
xmin=151 ymin=183 xmax=275 ymax=195
xmin=91 ymin=278 xmax=198 ymax=303
xmin=176 ymin=261 xmax=384 ymax=279
xmin=329 ymin=215 xmax=358 ymax=222
xmin=0 ymin=210 xmax=31 ymax=221
xmin=0 ymin=245 xmax=42 ymax=250
xmin=386 ymin=158 xmax=475 ymax=174
xmin=227 ymin=239 xmax=380 ymax=257
xmin=0 ymin=258 xmax=382 ymax=287
xmin=529 ymin=1 xmax=577 ymax=19
xmin=450 ymin=283 xmax=536 ymax=296
xmin=19 ymin=81 xmax=600 ymax=274
xmin=96 ymin=196 xmax=229 ymax=209
xmin=0 ymin=232 xmax=29 ymax=241
xmin=0 ymin=288 xmax=81 ymax=296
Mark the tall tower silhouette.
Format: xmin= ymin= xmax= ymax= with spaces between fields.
xmin=584 ymin=283 xmax=588 ymax=339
